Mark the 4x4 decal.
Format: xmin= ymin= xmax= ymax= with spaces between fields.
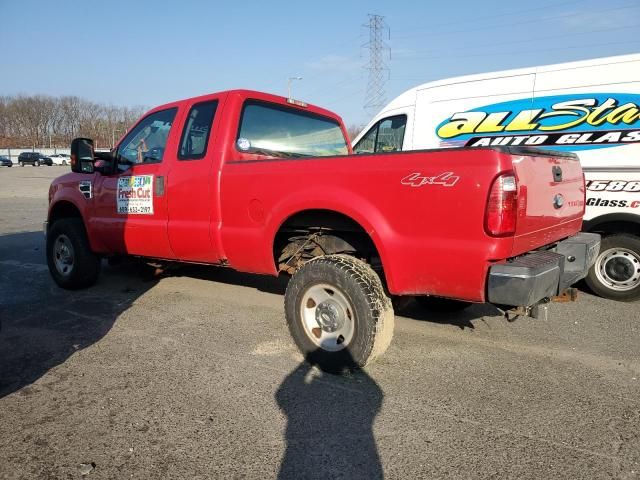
xmin=401 ymin=171 xmax=459 ymax=188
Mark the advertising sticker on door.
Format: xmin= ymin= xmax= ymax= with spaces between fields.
xmin=117 ymin=175 xmax=154 ymax=215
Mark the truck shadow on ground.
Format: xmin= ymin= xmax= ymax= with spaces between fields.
xmin=393 ymin=299 xmax=502 ymax=330
xmin=0 ymin=231 xmax=160 ymax=399
xmin=169 ymin=263 xmax=290 ymax=295
xmin=162 ymin=265 xmax=502 ymax=329
xmin=275 ymin=350 xmax=384 ymax=480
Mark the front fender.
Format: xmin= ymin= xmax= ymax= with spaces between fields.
xmin=48 ymin=176 xmax=97 ymax=249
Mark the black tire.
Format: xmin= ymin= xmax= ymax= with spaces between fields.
xmin=62 ymin=160 xmax=67 ymax=166
xmin=34 ymin=160 xmax=40 ymax=167
xmin=19 ymin=161 xmax=24 ymax=167
xmin=585 ymin=234 xmax=640 ymax=302
xmin=47 ymin=218 xmax=101 ymax=289
xmin=415 ymin=296 xmax=471 ymax=312
xmin=7 ymin=164 xmax=11 ymax=168
xmin=284 ymin=254 xmax=394 ymax=372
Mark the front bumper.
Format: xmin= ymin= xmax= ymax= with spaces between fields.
xmin=487 ymin=232 xmax=600 ymax=307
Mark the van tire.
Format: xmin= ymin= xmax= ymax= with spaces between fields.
xmin=19 ymin=161 xmax=24 ymax=167
xmin=585 ymin=234 xmax=640 ymax=302
xmin=34 ymin=160 xmax=39 ymax=167
xmin=284 ymin=255 xmax=394 ymax=372
xmin=47 ymin=218 xmax=101 ymax=290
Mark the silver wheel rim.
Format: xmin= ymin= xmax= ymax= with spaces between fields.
xmin=300 ymin=283 xmax=355 ymax=352
xmin=595 ymin=247 xmax=640 ymax=292
xmin=53 ymin=234 xmax=75 ymax=277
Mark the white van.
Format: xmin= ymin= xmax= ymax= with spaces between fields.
xmin=353 ymin=54 xmax=640 ymax=301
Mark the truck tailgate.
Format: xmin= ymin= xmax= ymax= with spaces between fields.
xmin=510 ymin=149 xmax=585 ymax=255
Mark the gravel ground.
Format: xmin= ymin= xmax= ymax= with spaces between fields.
xmin=0 ymin=166 xmax=638 ymax=479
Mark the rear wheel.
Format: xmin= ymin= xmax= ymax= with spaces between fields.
xmin=585 ymin=234 xmax=640 ymax=301
xmin=415 ymin=296 xmax=471 ymax=312
xmin=47 ymin=218 xmax=101 ymax=289
xmin=284 ymin=255 xmax=394 ymax=372
xmin=19 ymin=161 xmax=24 ymax=167
xmin=34 ymin=160 xmax=40 ymax=167
xmin=62 ymin=160 xmax=67 ymax=166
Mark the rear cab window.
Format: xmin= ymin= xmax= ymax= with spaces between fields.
xmin=178 ymin=100 xmax=218 ymax=160
xmin=354 ymin=115 xmax=407 ymax=154
xmin=236 ymin=101 xmax=348 ymax=158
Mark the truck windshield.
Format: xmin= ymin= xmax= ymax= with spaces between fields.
xmin=237 ymin=101 xmax=348 ymax=157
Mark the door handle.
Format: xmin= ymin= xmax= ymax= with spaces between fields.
xmin=155 ymin=176 xmax=165 ymax=196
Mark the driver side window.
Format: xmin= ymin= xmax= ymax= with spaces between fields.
xmin=117 ymin=108 xmax=177 ymax=167
xmin=353 ymin=115 xmax=407 ymax=154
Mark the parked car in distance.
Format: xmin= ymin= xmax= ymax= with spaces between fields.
xmin=0 ymin=155 xmax=12 ymax=167
xmin=49 ymin=153 xmax=71 ymax=166
xmin=18 ymin=152 xmax=53 ymax=167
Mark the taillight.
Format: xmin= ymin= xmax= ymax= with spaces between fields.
xmin=582 ymin=172 xmax=587 ymax=214
xmin=485 ymin=172 xmax=518 ymax=237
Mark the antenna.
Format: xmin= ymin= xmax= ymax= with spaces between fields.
xmin=363 ymin=14 xmax=390 ymax=117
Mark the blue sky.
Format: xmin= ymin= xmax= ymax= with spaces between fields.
xmin=1 ymin=0 xmax=639 ymax=127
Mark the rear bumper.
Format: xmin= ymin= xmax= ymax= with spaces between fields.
xmin=487 ymin=232 xmax=600 ymax=307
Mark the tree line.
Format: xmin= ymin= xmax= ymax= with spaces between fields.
xmin=0 ymin=95 xmax=146 ymax=149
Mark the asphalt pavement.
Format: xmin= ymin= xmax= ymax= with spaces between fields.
xmin=0 ymin=166 xmax=638 ymax=479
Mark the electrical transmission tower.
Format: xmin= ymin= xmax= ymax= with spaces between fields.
xmin=363 ymin=14 xmax=390 ymax=116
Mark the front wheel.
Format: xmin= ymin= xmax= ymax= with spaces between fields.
xmin=585 ymin=234 xmax=640 ymax=302
xmin=47 ymin=218 xmax=101 ymax=289
xmin=62 ymin=160 xmax=67 ymax=166
xmin=284 ymin=255 xmax=394 ymax=372
xmin=34 ymin=160 xmax=40 ymax=167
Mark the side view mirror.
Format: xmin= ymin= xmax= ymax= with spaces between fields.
xmin=70 ymin=138 xmax=95 ymax=174
xmin=94 ymin=151 xmax=116 ymax=175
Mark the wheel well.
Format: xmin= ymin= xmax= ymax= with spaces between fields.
xmin=274 ymin=209 xmax=381 ymax=275
xmin=49 ymin=201 xmax=82 ymax=225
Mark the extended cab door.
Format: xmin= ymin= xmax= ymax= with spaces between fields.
xmin=90 ymin=107 xmax=179 ymax=258
xmin=166 ymin=95 xmax=223 ymax=262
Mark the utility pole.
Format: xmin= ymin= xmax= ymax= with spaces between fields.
xmin=287 ymin=76 xmax=303 ymax=99
xmin=363 ymin=14 xmax=390 ymax=117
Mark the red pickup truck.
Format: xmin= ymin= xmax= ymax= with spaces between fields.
xmin=45 ymin=89 xmax=599 ymax=370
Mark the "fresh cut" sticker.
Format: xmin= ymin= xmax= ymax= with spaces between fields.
xmin=117 ymin=175 xmax=154 ymax=215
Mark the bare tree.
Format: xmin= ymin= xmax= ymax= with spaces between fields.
xmin=345 ymin=124 xmax=364 ymax=143
xmin=0 ymin=94 xmax=147 ymax=148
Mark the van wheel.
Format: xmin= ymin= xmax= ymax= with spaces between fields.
xmin=415 ymin=296 xmax=471 ymax=312
xmin=284 ymin=255 xmax=394 ymax=372
xmin=47 ymin=218 xmax=101 ymax=289
xmin=585 ymin=234 xmax=640 ymax=302
xmin=19 ymin=161 xmax=24 ymax=167
xmin=34 ymin=160 xmax=40 ymax=167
